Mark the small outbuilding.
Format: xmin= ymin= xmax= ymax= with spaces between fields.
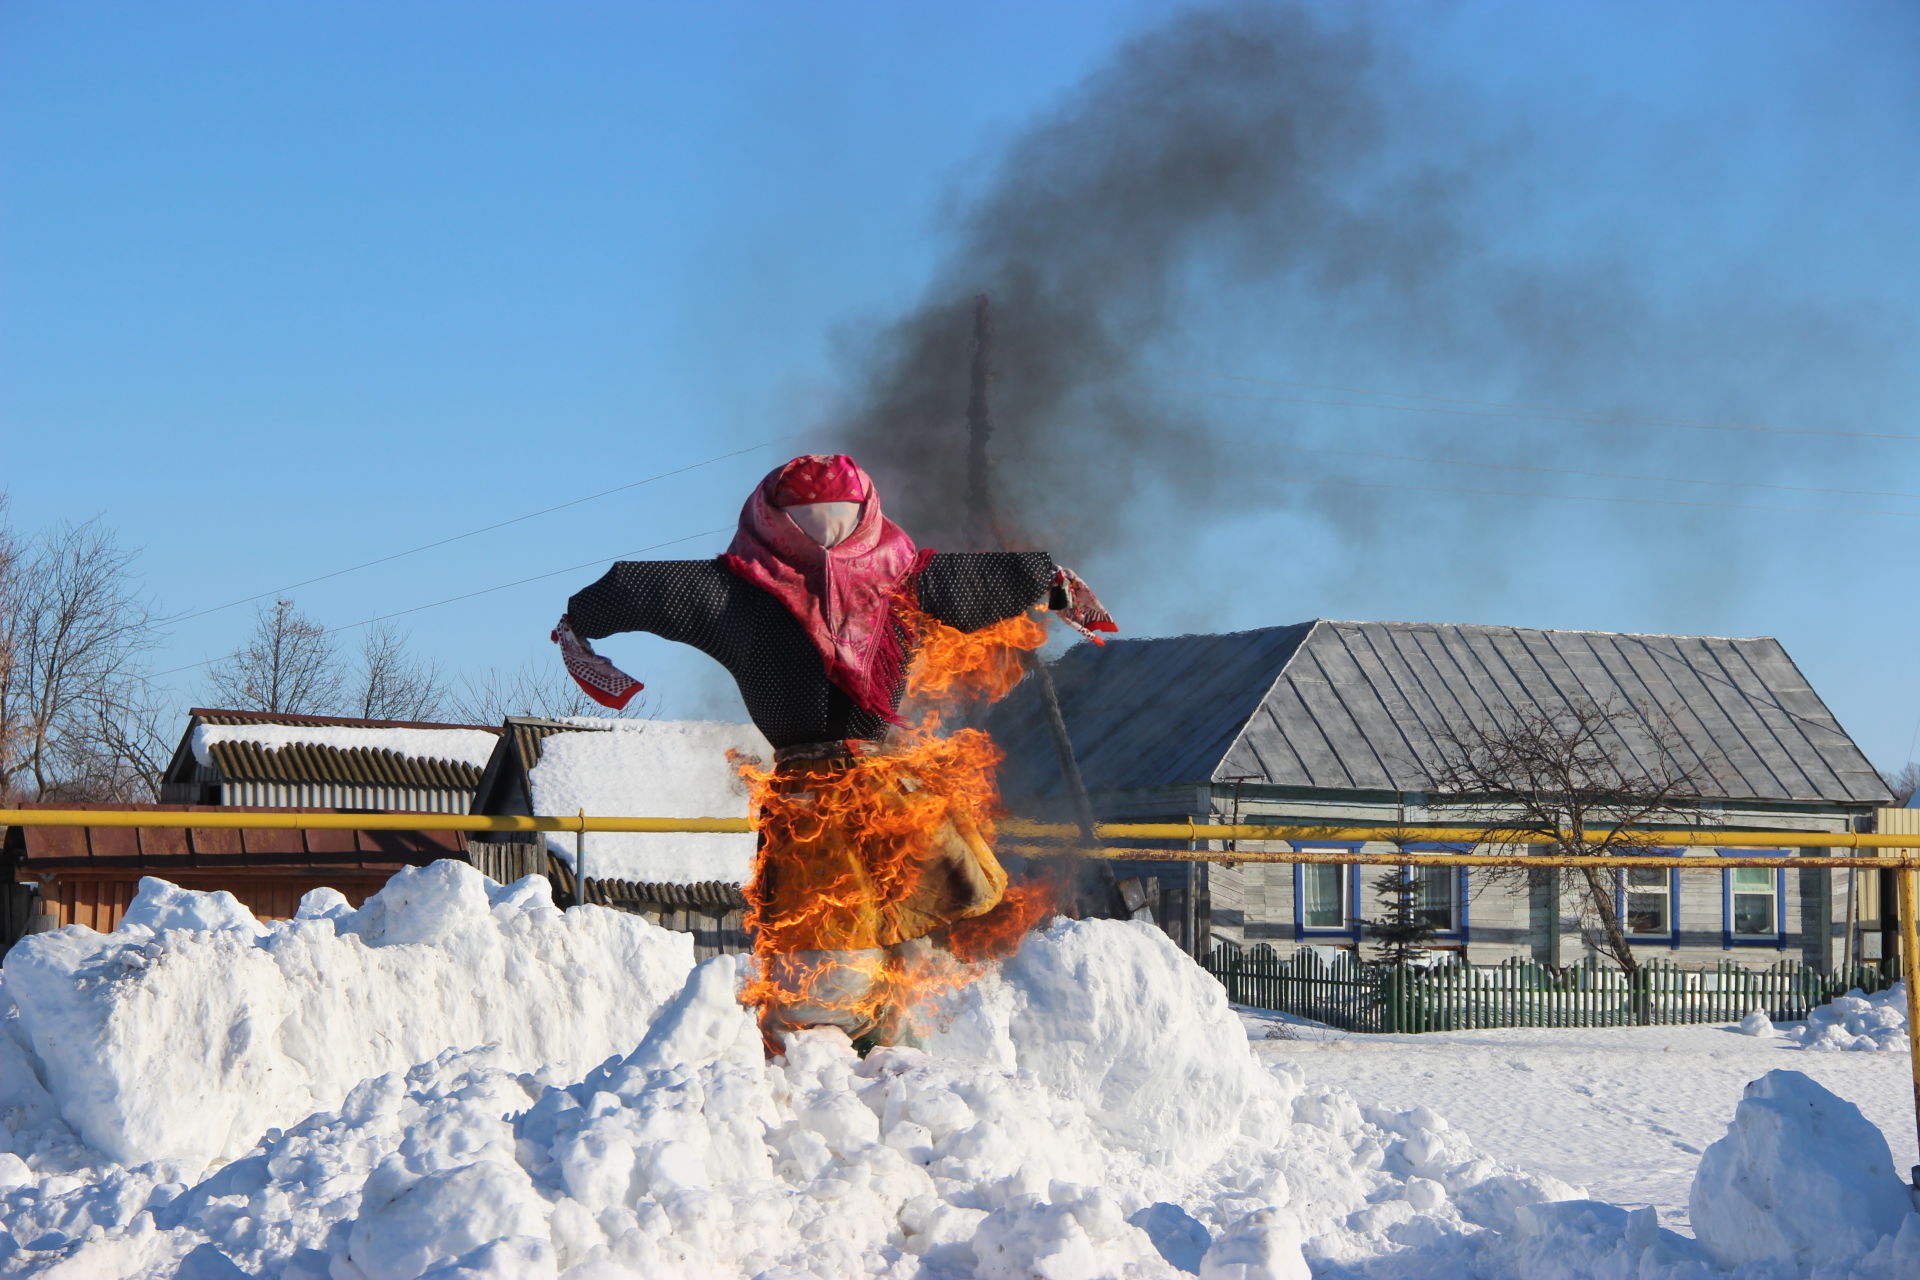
xmin=2 ymin=803 xmax=468 ymax=949
xmin=468 ymin=717 xmax=769 ymax=956
xmin=159 ymin=708 xmax=502 ymax=812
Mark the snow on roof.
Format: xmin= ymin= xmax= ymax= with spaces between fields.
xmin=190 ymin=722 xmax=503 ymax=771
xmin=527 ymin=719 xmax=770 ymax=886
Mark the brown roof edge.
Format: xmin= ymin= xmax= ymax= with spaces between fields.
xmin=188 ymin=708 xmax=503 ymax=734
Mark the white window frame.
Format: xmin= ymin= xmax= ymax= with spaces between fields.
xmin=1410 ymin=863 xmax=1461 ymax=933
xmin=1299 ymin=860 xmax=1351 ymax=932
xmin=1728 ymin=865 xmax=1780 ymax=940
xmin=1620 ymin=863 xmax=1674 ymax=939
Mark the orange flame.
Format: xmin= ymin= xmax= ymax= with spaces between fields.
xmin=738 ymin=608 xmax=1061 ymax=1049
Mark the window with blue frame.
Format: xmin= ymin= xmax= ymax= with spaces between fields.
xmin=1719 ymin=849 xmax=1787 ymax=949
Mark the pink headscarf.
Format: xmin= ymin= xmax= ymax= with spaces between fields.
xmin=721 ymin=455 xmax=933 ymax=723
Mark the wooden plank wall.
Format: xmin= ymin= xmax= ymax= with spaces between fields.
xmin=38 ymin=874 xmax=390 ymax=934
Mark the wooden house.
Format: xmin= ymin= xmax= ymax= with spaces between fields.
xmin=986 ymin=620 xmax=1892 ymax=971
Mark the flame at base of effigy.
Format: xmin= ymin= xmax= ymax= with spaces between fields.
xmin=735 ymin=609 xmax=1062 ymax=1050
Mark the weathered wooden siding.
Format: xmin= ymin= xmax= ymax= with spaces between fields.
xmin=34 ymin=871 xmax=394 ymax=934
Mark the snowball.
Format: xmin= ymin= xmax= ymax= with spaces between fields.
xmin=1689 ymin=1069 xmax=1914 ymax=1271
xmin=1735 ymin=1007 xmax=1774 ymax=1037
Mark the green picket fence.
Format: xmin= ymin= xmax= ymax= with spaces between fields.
xmin=1201 ymin=944 xmax=1898 ymax=1034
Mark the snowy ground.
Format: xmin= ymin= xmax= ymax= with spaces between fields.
xmin=1 ymin=863 xmax=1916 ymax=1278
xmin=1239 ymin=1010 xmax=1920 ymax=1235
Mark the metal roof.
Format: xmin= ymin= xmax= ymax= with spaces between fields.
xmin=469 ymin=718 xmax=612 ymax=816
xmin=165 ymin=709 xmax=503 ymax=791
xmin=986 ymin=620 xmax=1892 ymax=808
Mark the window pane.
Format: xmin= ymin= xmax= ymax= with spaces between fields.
xmin=1731 ymin=867 xmax=1772 ymax=891
xmin=1626 ymin=892 xmax=1668 ymax=934
xmin=1733 ymin=892 xmax=1774 ymax=936
xmin=1626 ymin=866 xmax=1666 ymax=888
xmin=1413 ymin=866 xmax=1454 ymax=930
xmin=1302 ymin=864 xmax=1345 ymax=928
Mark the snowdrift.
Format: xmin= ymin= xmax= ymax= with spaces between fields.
xmin=1789 ymin=982 xmax=1909 ymax=1052
xmin=3 ymin=864 xmax=692 ymax=1170
xmin=0 ymin=864 xmax=1915 ymax=1278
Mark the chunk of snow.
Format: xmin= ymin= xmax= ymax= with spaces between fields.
xmin=527 ymin=718 xmax=768 ymax=885
xmin=1689 ymin=1068 xmax=1914 ymax=1271
xmin=190 ymin=722 xmax=500 ymax=770
xmin=1789 ymin=983 xmax=1909 ymax=1052
xmin=1735 ymin=1007 xmax=1774 ymax=1036
xmin=119 ymin=876 xmax=268 ymax=937
xmin=3 ymin=862 xmax=692 ymax=1170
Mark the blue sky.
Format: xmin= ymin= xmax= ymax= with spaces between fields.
xmin=5 ymin=2 xmax=1919 ymax=769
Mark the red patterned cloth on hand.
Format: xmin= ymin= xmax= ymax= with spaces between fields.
xmin=1050 ymin=567 xmax=1118 ymax=644
xmin=552 ymin=616 xmax=644 ymax=709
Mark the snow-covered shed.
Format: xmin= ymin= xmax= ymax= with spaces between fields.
xmin=468 ymin=717 xmax=769 ymax=956
xmin=986 ymin=619 xmax=1893 ymax=971
xmin=159 ymin=708 xmax=502 ymax=813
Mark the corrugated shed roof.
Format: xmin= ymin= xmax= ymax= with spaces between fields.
xmin=167 ymin=710 xmax=503 ymax=791
xmin=987 ymin=620 xmax=1891 ymax=807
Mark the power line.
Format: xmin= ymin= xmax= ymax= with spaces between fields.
xmin=1282 ymin=443 xmax=1920 ymax=504
xmin=1139 ymin=369 xmax=1920 ymax=443
xmin=150 ymin=527 xmax=731 ymax=680
xmin=1270 ymin=473 xmax=1920 ymax=519
xmin=157 ymin=440 xmax=782 ymax=627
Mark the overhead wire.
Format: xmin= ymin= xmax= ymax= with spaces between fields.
xmin=156 ymin=439 xmax=785 ymax=627
xmin=1138 ymin=367 xmax=1920 ymax=443
xmin=150 ymin=527 xmax=733 ymax=680
xmin=1279 ymin=443 xmax=1920 ymax=506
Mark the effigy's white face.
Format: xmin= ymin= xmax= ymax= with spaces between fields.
xmin=782 ymin=501 xmax=862 ymax=548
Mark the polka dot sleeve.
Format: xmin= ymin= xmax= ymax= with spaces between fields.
xmin=916 ymin=551 xmax=1056 ymax=633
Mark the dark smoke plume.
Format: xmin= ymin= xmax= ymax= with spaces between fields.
xmin=827 ymin=1 xmax=1899 ymax=590
xmin=833 ymin=4 xmax=1480 ymax=554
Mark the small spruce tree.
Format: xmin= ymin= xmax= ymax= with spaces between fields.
xmin=1365 ymin=863 xmax=1440 ymax=966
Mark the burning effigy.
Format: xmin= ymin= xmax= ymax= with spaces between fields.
xmin=555 ymin=454 xmax=1112 ymax=1053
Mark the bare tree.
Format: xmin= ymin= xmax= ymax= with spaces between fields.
xmin=351 ymin=623 xmax=445 ymax=721
xmin=1878 ymin=761 xmax=1920 ymax=807
xmin=0 ymin=519 xmax=162 ymax=800
xmin=206 ymin=598 xmax=344 ymax=715
xmin=447 ymin=658 xmax=631 ymax=725
xmin=1421 ymin=699 xmax=1708 ymax=996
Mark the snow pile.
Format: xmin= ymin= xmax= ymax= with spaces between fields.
xmin=3 ymin=874 xmax=1916 ymax=1278
xmin=528 ymin=718 xmax=768 ymax=885
xmin=1 ymin=898 xmax=1602 ymax=1278
xmin=2 ymin=864 xmax=692 ymax=1171
xmin=1690 ymin=1069 xmax=1920 ymax=1276
xmin=191 ymin=722 xmax=502 ymax=770
xmin=1789 ymin=983 xmax=1909 ymax=1051
xmin=1735 ymin=1007 xmax=1775 ymax=1036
